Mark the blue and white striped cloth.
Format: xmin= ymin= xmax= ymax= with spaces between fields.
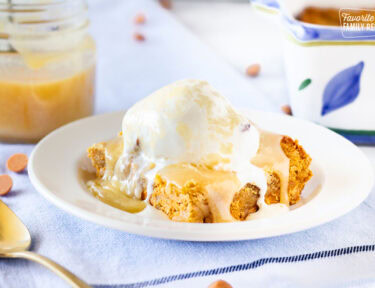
xmin=1 ymin=1 xmax=375 ymax=287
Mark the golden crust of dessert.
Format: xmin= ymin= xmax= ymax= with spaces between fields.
xmin=87 ymin=143 xmax=106 ymax=177
xmin=264 ymin=170 xmax=281 ymax=205
xmin=149 ymin=175 xmax=212 ymax=223
xmin=86 ymin=135 xmax=312 ymax=222
xmin=281 ymin=136 xmax=313 ymax=205
xmin=230 ymin=183 xmax=260 ymax=221
xmin=262 ymin=136 xmax=313 ymax=206
xmin=150 ymin=175 xmax=260 ymax=222
xmin=231 ymin=136 xmax=312 ymax=219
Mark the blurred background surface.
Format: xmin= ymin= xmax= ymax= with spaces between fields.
xmin=172 ymin=0 xmax=288 ymax=105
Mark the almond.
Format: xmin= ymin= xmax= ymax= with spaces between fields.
xmin=208 ymin=280 xmax=233 ymax=288
xmin=159 ymin=0 xmax=172 ymax=9
xmin=133 ymin=32 xmax=145 ymax=42
xmin=281 ymin=105 xmax=292 ymax=115
xmin=246 ymin=64 xmax=261 ymax=77
xmin=134 ymin=13 xmax=146 ymax=24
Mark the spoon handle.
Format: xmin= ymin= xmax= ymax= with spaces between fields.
xmin=4 ymin=251 xmax=91 ymax=288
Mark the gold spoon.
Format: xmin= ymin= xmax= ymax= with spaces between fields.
xmin=0 ymin=200 xmax=91 ymax=288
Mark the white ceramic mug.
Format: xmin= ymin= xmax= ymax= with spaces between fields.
xmin=253 ymin=0 xmax=375 ymax=144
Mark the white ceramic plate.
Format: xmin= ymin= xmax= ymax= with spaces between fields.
xmin=29 ymin=110 xmax=374 ymax=241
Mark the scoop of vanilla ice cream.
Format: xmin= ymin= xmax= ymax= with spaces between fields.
xmin=122 ymin=79 xmax=260 ymax=170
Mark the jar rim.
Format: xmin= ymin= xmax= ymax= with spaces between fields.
xmin=0 ymin=0 xmax=89 ymax=52
xmin=0 ymin=0 xmax=88 ymax=36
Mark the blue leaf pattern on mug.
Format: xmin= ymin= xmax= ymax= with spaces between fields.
xmin=321 ymin=61 xmax=364 ymax=116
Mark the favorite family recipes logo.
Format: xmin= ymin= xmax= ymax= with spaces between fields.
xmin=339 ymin=8 xmax=375 ymax=38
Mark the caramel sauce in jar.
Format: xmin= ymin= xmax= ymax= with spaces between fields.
xmin=0 ymin=1 xmax=96 ymax=143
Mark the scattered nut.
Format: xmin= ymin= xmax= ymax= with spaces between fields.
xmin=246 ymin=63 xmax=260 ymax=77
xmin=134 ymin=13 xmax=146 ymax=24
xmin=159 ymin=0 xmax=172 ymax=9
xmin=0 ymin=175 xmax=13 ymax=196
xmin=281 ymin=105 xmax=292 ymax=115
xmin=208 ymin=280 xmax=233 ymax=288
xmin=133 ymin=32 xmax=145 ymax=42
xmin=7 ymin=153 xmax=28 ymax=173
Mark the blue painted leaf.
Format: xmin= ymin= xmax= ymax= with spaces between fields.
xmin=321 ymin=61 xmax=364 ymax=116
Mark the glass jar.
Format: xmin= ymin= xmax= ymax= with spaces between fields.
xmin=0 ymin=0 xmax=96 ymax=143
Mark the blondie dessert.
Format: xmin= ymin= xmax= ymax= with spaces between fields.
xmin=86 ymin=80 xmax=312 ymax=223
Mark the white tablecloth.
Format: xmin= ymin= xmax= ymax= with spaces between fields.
xmin=1 ymin=1 xmax=375 ymax=287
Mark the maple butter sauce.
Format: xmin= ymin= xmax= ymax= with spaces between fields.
xmin=251 ymin=130 xmax=290 ymax=205
xmin=83 ymin=137 xmax=243 ymax=220
xmin=0 ymin=1 xmax=96 ymax=143
xmin=82 ymin=128 xmax=292 ymax=219
xmin=157 ymin=163 xmax=241 ymax=222
xmin=82 ymin=136 xmax=146 ymax=214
